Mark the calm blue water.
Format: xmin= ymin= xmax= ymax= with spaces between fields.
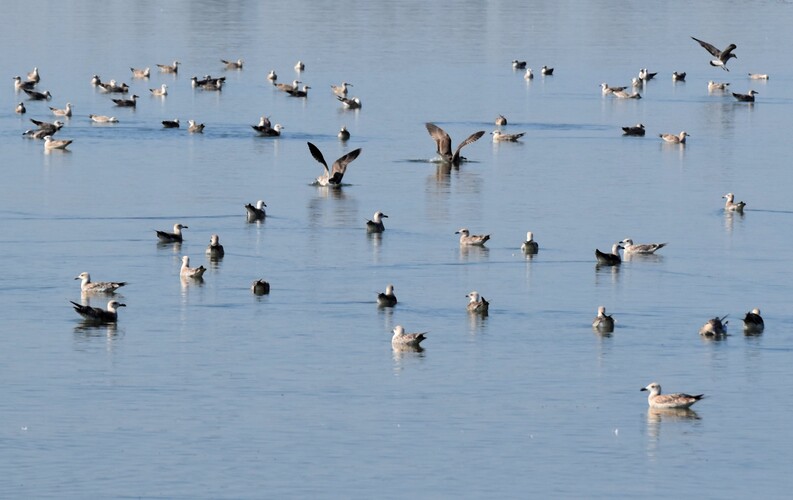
xmin=2 ymin=1 xmax=793 ymax=498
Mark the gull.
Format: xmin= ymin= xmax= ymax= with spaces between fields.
xmin=338 ymin=125 xmax=350 ymax=141
xmin=622 ymin=123 xmax=645 ymax=136
xmin=491 ymin=130 xmax=525 ymax=142
xmin=732 ymin=90 xmax=757 ymax=102
xmin=27 ymin=67 xmax=40 ymax=83
xmin=180 ymin=255 xmax=206 ymax=279
xmin=286 ymin=84 xmax=311 ymax=98
xmin=252 ymin=121 xmax=283 ymax=137
xmin=91 ymin=74 xmax=101 ymax=86
xmin=98 ymin=80 xmax=129 ymax=93
xmin=306 ymin=142 xmax=362 ymax=187
xmin=331 ymin=81 xmax=352 ymax=97
xmin=149 ymin=84 xmax=168 ymax=96
xmin=267 ymin=70 xmax=277 ymax=82
xmin=187 ymin=120 xmax=205 ymax=133
xmin=70 ymin=299 xmax=125 ymax=323
xmin=29 ymin=118 xmax=63 ymax=136
xmin=691 ymin=36 xmax=737 ymax=71
xmin=592 ymin=306 xmax=615 ymax=332
xmin=722 ymin=193 xmax=746 ymax=212
xmin=524 ymin=68 xmax=534 ymax=80
xmin=638 ymin=68 xmax=657 ymax=81
xmin=337 ymin=96 xmax=362 ymax=109
xmin=43 ymin=135 xmax=72 ymax=150
xmin=425 ymin=123 xmax=485 ymax=165
xmin=49 ymin=102 xmax=72 ymax=117
xmin=708 ymin=81 xmax=729 ymax=91
xmin=601 ymin=83 xmax=627 ymax=95
xmin=89 ymin=114 xmax=118 ymax=123
xmin=366 ymin=211 xmax=388 ymax=233
xmin=659 ymin=131 xmax=688 ymax=144
xmin=621 ymin=238 xmax=666 ymax=255
xmin=456 ymin=228 xmax=490 ymax=246
xmin=377 ymin=284 xmax=397 ymax=307
xmin=162 ymin=119 xmax=180 ymax=128
xmin=191 ymin=75 xmax=226 ymax=89
xmin=112 ymin=95 xmax=138 ymax=107
xmin=595 ymin=243 xmax=622 ymax=265
xmin=221 ymin=58 xmax=243 ymax=69
xmin=631 ymin=77 xmax=644 ymax=88
xmin=13 ymin=76 xmax=36 ymax=91
xmin=275 ymin=79 xmax=300 ymax=92
xmin=251 ymin=279 xmax=270 ymax=295
xmin=466 ymin=291 xmax=489 ymax=315
xmin=672 ymin=71 xmax=686 ymax=81
xmin=748 ymin=73 xmax=769 ymax=80
xmin=612 ymin=89 xmax=641 ymax=99
xmin=15 ymin=102 xmax=26 ymax=114
xmin=641 ymin=382 xmax=704 ymax=409
xmin=205 ymin=234 xmax=225 ymax=259
xmin=157 ymin=60 xmax=180 ymax=73
xmin=391 ymin=325 xmax=427 ymax=348
xmin=294 ymin=60 xmax=305 ymax=71
xmin=699 ymin=315 xmax=728 ymax=336
xmin=245 ymin=200 xmax=267 ymax=221
xmin=495 ymin=115 xmax=507 ymax=126
xmin=512 ymin=60 xmax=527 ymax=69
xmin=743 ymin=308 xmax=764 ymax=334
xmin=521 ymin=231 xmax=538 ymax=254
xmin=75 ymin=272 xmax=126 ymax=293
xmin=130 ymin=67 xmax=150 ymax=78
xmin=156 ymin=223 xmax=187 ymax=243
xmin=23 ymin=88 xmax=52 ymax=100
xmin=541 ymin=65 xmax=554 ymax=75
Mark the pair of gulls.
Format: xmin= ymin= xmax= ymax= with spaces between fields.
xmin=699 ymin=309 xmax=764 ymax=336
xmin=596 ymin=238 xmax=666 ymax=265
xmin=70 ymin=273 xmax=128 ymax=321
xmin=619 ymin=123 xmax=688 ymax=143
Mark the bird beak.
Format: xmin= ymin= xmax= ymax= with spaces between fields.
xmin=640 ymin=387 xmax=647 ymax=392
xmin=382 ymin=214 xmax=388 ymax=218
xmin=119 ymin=304 xmax=127 ymax=307
xmin=74 ymin=276 xmax=80 ymax=280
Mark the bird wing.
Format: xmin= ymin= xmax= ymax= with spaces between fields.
xmin=452 ymin=130 xmax=486 ymax=163
xmin=329 ymin=148 xmax=363 ymax=183
xmin=425 ymin=123 xmax=452 ymax=157
xmin=691 ymin=37 xmax=721 ymax=57
xmin=307 ymin=142 xmax=330 ymax=174
xmin=720 ymin=43 xmax=737 ymax=60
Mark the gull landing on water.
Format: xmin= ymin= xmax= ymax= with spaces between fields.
xmin=366 ymin=211 xmax=388 ymax=233
xmin=75 ymin=272 xmax=126 ymax=294
xmin=425 ymin=123 xmax=485 ymax=166
xmin=456 ymin=228 xmax=490 ymax=247
xmin=723 ymin=193 xmax=746 ymax=212
xmin=691 ymin=37 xmax=737 ymax=71
xmin=307 ymin=142 xmax=362 ymax=187
xmin=391 ymin=325 xmax=427 ymax=348
xmin=641 ymin=382 xmax=704 ymax=409
xmin=70 ymin=300 xmax=125 ymax=323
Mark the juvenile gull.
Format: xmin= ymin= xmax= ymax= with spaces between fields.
xmin=521 ymin=231 xmax=538 ymax=254
xmin=23 ymin=88 xmax=52 ymax=100
xmin=15 ymin=102 xmax=26 ymax=114
xmin=306 ymin=142 xmax=362 ymax=187
xmin=691 ymin=36 xmax=737 ymax=71
xmin=337 ymin=96 xmax=362 ymax=109
xmin=699 ymin=315 xmax=728 ymax=336
xmin=621 ymin=238 xmax=666 ymax=255
xmin=266 ymin=70 xmax=277 ymax=82
xmin=43 ymin=135 xmax=72 ymax=150
xmin=112 ymin=95 xmax=138 ymax=107
xmin=708 ymin=81 xmax=729 ymax=91
xmin=595 ymin=243 xmax=622 ymax=265
xmin=89 ymin=114 xmax=118 ymax=123
xmin=748 ymin=73 xmax=769 ymax=80
xmin=638 ymin=68 xmax=657 ymax=81
xmin=331 ymin=81 xmax=352 ymax=97
xmin=221 ymin=58 xmax=244 ymax=69
xmin=672 ymin=71 xmax=686 ymax=81
xmin=162 ymin=119 xmax=180 ymax=128
xmin=275 ymin=79 xmax=300 ymax=92
xmin=294 ymin=60 xmax=305 ymax=71
xmin=245 ymin=200 xmax=266 ymax=221
xmin=191 ymin=75 xmax=226 ymax=89
xmin=541 ymin=65 xmax=554 ymax=75
xmin=631 ymin=77 xmax=644 ymax=88
xmin=13 ymin=76 xmax=36 ymax=91
xmin=391 ymin=325 xmax=427 ymax=348
xmin=425 ymin=123 xmax=485 ymax=166
xmin=70 ymin=299 xmax=125 ymax=323
xmin=732 ymin=90 xmax=757 ymax=102
xmin=49 ymin=102 xmax=72 ymax=117
xmin=75 ymin=272 xmax=126 ymax=293
xmin=466 ymin=291 xmax=489 ymax=315
xmin=180 ymin=255 xmax=206 ymax=279
xmin=27 ymin=67 xmax=40 ymax=83
xmin=641 ymin=382 xmax=704 ymax=409
xmin=495 ymin=115 xmax=507 ymax=126
xmin=377 ymin=284 xmax=397 ymax=307
xmin=659 ymin=131 xmax=688 ymax=144
xmin=622 ymin=123 xmax=645 ymax=136
xmin=286 ymin=85 xmax=311 ymax=98
xmin=156 ymin=223 xmax=187 ymax=243
xmin=149 ymin=84 xmax=168 ymax=96
xmin=456 ymin=228 xmax=490 ymax=246
xmin=366 ymin=211 xmax=388 ymax=233
xmin=98 ymin=80 xmax=129 ymax=93
xmin=524 ymin=68 xmax=534 ymax=80
xmin=130 ymin=66 xmax=150 ymax=78
xmin=612 ymin=89 xmax=641 ymax=99
xmin=205 ymin=234 xmax=225 ymax=259
xmin=601 ymin=83 xmax=627 ymax=95
xmin=512 ymin=60 xmax=527 ymax=69
xmin=743 ymin=308 xmax=764 ymax=334
xmin=187 ymin=120 xmax=205 ymax=133
xmin=251 ymin=279 xmax=270 ymax=295
xmin=491 ymin=130 xmax=525 ymax=142
xmin=723 ymin=193 xmax=746 ymax=212
xmin=592 ymin=306 xmax=615 ymax=332
xmin=338 ymin=125 xmax=350 ymax=141
xmin=157 ymin=60 xmax=180 ymax=73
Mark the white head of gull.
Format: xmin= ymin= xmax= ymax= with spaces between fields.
xmin=466 ymin=291 xmax=489 ymax=315
xmin=722 ymin=193 xmax=746 ymax=212
xmin=156 ymin=223 xmax=187 ymax=243
xmin=245 ymin=200 xmax=267 ymax=220
xmin=206 ymin=234 xmax=225 ymax=258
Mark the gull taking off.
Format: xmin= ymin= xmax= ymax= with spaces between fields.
xmin=391 ymin=325 xmax=427 ymax=347
xmin=456 ymin=228 xmax=490 ymax=246
xmin=699 ymin=315 xmax=728 ymax=336
xmin=307 ymin=142 xmax=362 ymax=187
xmin=621 ymin=238 xmax=666 ymax=255
xmin=622 ymin=124 xmax=645 ymax=136
xmin=366 ymin=211 xmax=388 ymax=233
xmin=491 ymin=130 xmax=525 ymax=142
xmin=723 ymin=193 xmax=746 ymax=212
xmin=70 ymin=299 xmax=125 ymax=323
xmin=180 ymin=256 xmax=206 ymax=279
xmin=521 ymin=231 xmax=538 ymax=254
xmin=466 ymin=291 xmax=489 ymax=315
xmin=595 ymin=243 xmax=622 ymax=265
xmin=425 ymin=123 xmax=485 ymax=166
xmin=156 ymin=223 xmax=187 ymax=243
xmin=206 ymin=234 xmax=224 ymax=259
xmin=377 ymin=284 xmax=397 ymax=307
xmin=659 ymin=131 xmax=688 ymax=144
xmin=592 ymin=306 xmax=615 ymax=332
xmin=691 ymin=37 xmax=737 ymax=71
xmin=641 ymin=382 xmax=704 ymax=409
xmin=245 ymin=200 xmax=266 ymax=221
xmin=743 ymin=308 xmax=764 ymax=334
xmin=75 ymin=272 xmax=126 ymax=293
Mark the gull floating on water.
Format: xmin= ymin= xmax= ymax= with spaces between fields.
xmin=613 ymin=89 xmax=641 ymax=99
xmin=307 ymin=142 xmax=362 ymax=187
xmin=275 ymin=79 xmax=300 ymax=92
xmin=708 ymin=81 xmax=729 ymax=91
xmin=28 ymin=118 xmax=63 ymax=136
xmin=267 ymin=70 xmax=277 ymax=82
xmin=15 ymin=102 xmax=26 ymax=114
xmin=49 ymin=102 xmax=72 ymax=117
xmin=377 ymin=284 xmax=397 ymax=307
xmin=251 ymin=116 xmax=283 ymax=136
xmin=672 ymin=71 xmax=686 ymax=81
xmin=466 ymin=291 xmax=489 ymax=315
xmin=391 ymin=325 xmax=427 ymax=347
xmin=631 ymin=77 xmax=644 ymax=88
xmin=491 ymin=130 xmax=525 ymax=142
xmin=691 ymin=36 xmax=737 ymax=71
xmin=337 ymin=96 xmax=362 ymax=109
xmin=149 ymin=84 xmax=168 ymax=96
xmin=112 ymin=95 xmax=138 ymax=107
xmin=180 ymin=255 xmax=206 ymax=279
xmin=495 ymin=115 xmax=507 ymax=126
xmin=659 ymin=131 xmax=688 ymax=144
xmin=366 ymin=211 xmax=388 ymax=233
xmin=23 ymin=88 xmax=51 ymax=100
xmin=89 ymin=114 xmax=118 ymax=123
xmin=251 ymin=279 xmax=270 ymax=295
xmin=699 ymin=315 xmax=728 ymax=336
xmin=75 ymin=272 xmax=126 ymax=294
xmin=639 ymin=68 xmax=657 ymax=81
xmin=27 ymin=67 xmax=40 ymax=83
xmin=162 ymin=119 xmax=180 ymax=128
xmin=621 ymin=238 xmax=666 ymax=255
xmin=130 ymin=66 xmax=150 ymax=78
xmin=245 ymin=200 xmax=266 ymax=221
xmin=512 ymin=60 xmax=527 ymax=69
xmin=456 ymin=228 xmax=490 ymax=246
xmin=43 ymin=135 xmax=72 ymax=150
xmin=191 ymin=75 xmax=225 ymax=90
xmin=338 ymin=125 xmax=350 ymax=141
xmin=524 ymin=68 xmax=534 ymax=80
xmin=425 ymin=123 xmax=485 ymax=166
xmin=541 ymin=65 xmax=554 ymax=75
xmin=331 ymin=81 xmax=352 ymax=97
xmin=294 ymin=60 xmax=305 ymax=71
xmin=732 ymin=90 xmax=757 ymax=102
xmin=622 ymin=123 xmax=645 ymax=136
xmin=286 ymin=84 xmax=311 ymax=98
xmin=187 ymin=120 xmax=205 ymax=133
xmin=13 ymin=76 xmax=36 ymax=91
xmin=91 ymin=74 xmax=101 ymax=86
xmin=641 ymin=382 xmax=704 ymax=409
xmin=98 ymin=80 xmax=129 ymax=93
xmin=205 ymin=234 xmax=225 ymax=259
xmin=156 ymin=223 xmax=187 ymax=243
xmin=592 ymin=306 xmax=615 ymax=332
xmin=221 ymin=58 xmax=244 ymax=70
xmin=595 ymin=243 xmax=622 ymax=265
xmin=601 ymin=83 xmax=627 ymax=95
xmin=748 ymin=73 xmax=769 ymax=80
xmin=743 ymin=308 xmax=764 ymax=334
xmin=722 ymin=193 xmax=746 ymax=212
xmin=521 ymin=231 xmax=538 ymax=254
xmin=157 ymin=60 xmax=180 ymax=73
xmin=70 ymin=299 xmax=125 ymax=323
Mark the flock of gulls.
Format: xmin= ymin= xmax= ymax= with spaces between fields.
xmin=14 ymin=35 xmax=774 ymax=410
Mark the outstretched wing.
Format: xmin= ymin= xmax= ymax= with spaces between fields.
xmin=425 ymin=123 xmax=452 ymax=157
xmin=691 ymin=36 xmax=721 ymax=57
xmin=307 ymin=142 xmax=330 ymax=174
xmin=329 ymin=148 xmax=363 ymax=184
xmin=720 ymin=43 xmax=737 ymax=61
xmin=452 ymin=130 xmax=486 ymax=163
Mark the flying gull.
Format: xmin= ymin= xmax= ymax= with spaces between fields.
xmin=592 ymin=306 xmax=615 ymax=332
xmin=456 ymin=228 xmax=490 ymax=246
xmin=156 ymin=223 xmax=187 ymax=243
xmin=366 ymin=211 xmax=388 ymax=233
xmin=641 ymin=382 xmax=704 ymax=409
xmin=74 ymin=272 xmax=126 ymax=293
xmin=70 ymin=299 xmax=125 ymax=323
xmin=425 ymin=123 xmax=485 ymax=165
xmin=306 ymin=142 xmax=362 ymax=187
xmin=377 ymin=284 xmax=397 ymax=307
xmin=691 ymin=37 xmax=737 ymax=71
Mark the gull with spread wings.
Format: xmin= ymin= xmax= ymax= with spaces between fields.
xmin=425 ymin=123 xmax=485 ymax=166
xmin=691 ymin=36 xmax=737 ymax=71
xmin=307 ymin=142 xmax=362 ymax=187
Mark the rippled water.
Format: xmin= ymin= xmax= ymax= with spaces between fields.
xmin=2 ymin=1 xmax=793 ymax=498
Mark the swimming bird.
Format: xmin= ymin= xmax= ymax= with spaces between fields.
xmin=286 ymin=85 xmax=311 ymax=98
xmin=74 ymin=272 xmax=126 ymax=294
xmin=191 ymin=75 xmax=226 ymax=89
xmin=377 ymin=285 xmax=398 ymax=307
xmin=157 ymin=60 xmax=180 ymax=73
xmin=456 ymin=228 xmax=490 ymax=246
xmin=70 ymin=299 xmax=125 ymax=323
xmin=622 ymin=123 xmax=645 ymax=136
xmin=162 ymin=119 xmax=180 ymax=128
xmin=245 ymin=200 xmax=267 ymax=221
xmin=294 ymin=60 xmax=305 ymax=71
xmin=112 ymin=95 xmax=138 ymax=107
xmin=306 ymin=142 xmax=363 ymax=187
xmin=156 ymin=223 xmax=187 ymax=243
xmin=266 ymin=70 xmax=277 ymax=82
xmin=43 ymin=135 xmax=72 ymax=150
xmin=541 ymin=65 xmax=554 ymax=75
xmin=338 ymin=125 xmax=350 ymax=141
xmin=748 ymin=73 xmax=769 ymax=80
xmin=27 ymin=67 xmax=40 ymax=83
xmin=337 ymin=96 xmax=362 ymax=109
xmin=89 ymin=114 xmax=118 ymax=123
xmin=524 ymin=68 xmax=534 ymax=80
xmin=659 ymin=131 xmax=688 ymax=144
xmin=743 ymin=308 xmax=764 ymax=334
xmin=491 ymin=130 xmax=525 ymax=142
xmin=691 ymin=37 xmax=737 ymax=71
xmin=638 ymin=68 xmax=657 ymax=81
xmin=699 ymin=315 xmax=728 ymax=336
xmin=612 ymin=89 xmax=641 ymax=99
xmin=425 ymin=123 xmax=485 ymax=166
xmin=641 ymin=382 xmax=704 ymax=409
xmin=391 ymin=325 xmax=427 ymax=347
xmin=188 ymin=120 xmax=205 ymax=133
xmin=23 ymin=88 xmax=52 ymax=100
xmin=366 ymin=211 xmax=388 ymax=233
xmin=275 ymin=79 xmax=300 ymax=92
xmin=98 ymin=80 xmax=129 ymax=93
xmin=29 ymin=118 xmax=64 ymax=136
xmin=601 ymin=83 xmax=627 ymax=95
xmin=466 ymin=291 xmax=489 ymax=315
xmin=672 ymin=71 xmax=687 ymax=81
xmin=91 ymin=74 xmax=102 ymax=86
xmin=521 ymin=231 xmax=538 ymax=254
xmin=495 ymin=115 xmax=507 ymax=126
xmin=252 ymin=121 xmax=283 ymax=137
xmin=15 ymin=102 xmax=26 ymax=114
xmin=722 ymin=193 xmax=746 ymax=212
xmin=732 ymin=90 xmax=758 ymax=102
xmin=180 ymin=255 xmax=206 ymax=279
xmin=708 ymin=81 xmax=729 ymax=91
xmin=251 ymin=279 xmax=270 ymax=295
xmin=149 ymin=84 xmax=168 ymax=96
xmin=130 ymin=66 xmax=150 ymax=78
xmin=595 ymin=243 xmax=622 ymax=265
xmin=512 ymin=60 xmax=527 ymax=69
xmin=331 ymin=81 xmax=352 ymax=97
xmin=621 ymin=238 xmax=666 ymax=255
xmin=631 ymin=77 xmax=643 ymax=88
xmin=13 ymin=76 xmax=36 ymax=91
xmin=592 ymin=306 xmax=615 ymax=332
xmin=49 ymin=102 xmax=72 ymax=117
xmin=205 ymin=234 xmax=225 ymax=259
xmin=222 ymin=58 xmax=243 ymax=69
